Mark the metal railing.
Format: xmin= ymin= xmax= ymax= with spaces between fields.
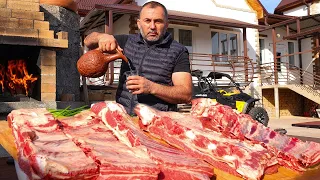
xmin=189 ymin=53 xmax=255 ymax=87
xmin=260 ymin=62 xmax=320 ymax=91
xmin=102 ymin=53 xmax=256 ymax=87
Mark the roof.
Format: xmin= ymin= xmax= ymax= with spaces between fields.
xmin=75 ymin=0 xmax=120 ymax=16
xmin=274 ymin=0 xmax=314 ymax=14
xmin=260 ymin=14 xmax=320 ymax=40
xmin=246 ymin=0 xmax=268 ymax=19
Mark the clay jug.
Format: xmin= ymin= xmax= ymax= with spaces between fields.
xmin=77 ymin=49 xmax=128 ymax=78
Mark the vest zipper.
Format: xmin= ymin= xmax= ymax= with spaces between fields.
xmin=129 ymin=46 xmax=153 ymax=115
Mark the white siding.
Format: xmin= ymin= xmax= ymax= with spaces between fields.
xmin=283 ymin=6 xmax=308 ymax=16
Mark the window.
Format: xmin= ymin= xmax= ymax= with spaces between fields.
xmin=179 ymin=29 xmax=192 ymax=46
xmin=288 ymin=42 xmax=295 ymax=67
xmin=230 ymin=34 xmax=238 ymax=56
xmin=211 ymin=31 xmax=238 ymax=62
xmin=259 ymin=39 xmax=265 ymax=64
xmin=167 ymin=28 xmax=174 ymax=40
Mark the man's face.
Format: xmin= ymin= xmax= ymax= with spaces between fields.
xmin=137 ymin=6 xmax=168 ymax=43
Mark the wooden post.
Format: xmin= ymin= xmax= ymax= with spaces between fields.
xmin=104 ymin=10 xmax=115 ymax=85
xmin=272 ymin=28 xmax=278 ymax=84
xmin=243 ymin=28 xmax=248 ymax=82
xmin=315 ymin=35 xmax=320 ymax=87
xmin=274 ymin=86 xmax=280 ymax=118
xmin=81 ymin=35 xmax=89 ymax=105
xmin=298 ymin=39 xmax=303 ymax=85
xmin=296 ymin=18 xmax=301 ymax=34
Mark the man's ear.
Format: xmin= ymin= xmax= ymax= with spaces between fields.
xmin=137 ymin=19 xmax=141 ymax=30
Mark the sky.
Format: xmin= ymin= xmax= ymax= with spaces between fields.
xmin=260 ymin=0 xmax=281 ymax=13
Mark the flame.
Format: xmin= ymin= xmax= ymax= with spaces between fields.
xmin=2 ymin=60 xmax=38 ymax=96
xmin=0 ymin=64 xmax=5 ymax=93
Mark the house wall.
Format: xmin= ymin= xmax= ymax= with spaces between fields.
xmin=311 ymin=1 xmax=320 ymax=14
xmin=113 ymin=15 xmax=131 ymax=35
xmin=134 ymin=0 xmax=259 ymax=62
xmin=301 ymin=38 xmax=314 ymax=84
xmin=283 ymin=6 xmax=308 ymax=16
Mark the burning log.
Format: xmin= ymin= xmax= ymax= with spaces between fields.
xmin=0 ymin=60 xmax=38 ymax=96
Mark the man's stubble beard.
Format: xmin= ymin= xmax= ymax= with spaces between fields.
xmin=140 ymin=28 xmax=167 ymax=45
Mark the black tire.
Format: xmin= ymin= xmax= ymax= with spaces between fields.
xmin=248 ymin=107 xmax=269 ymax=126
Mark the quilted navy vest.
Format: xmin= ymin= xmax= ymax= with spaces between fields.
xmin=116 ymin=33 xmax=187 ymax=115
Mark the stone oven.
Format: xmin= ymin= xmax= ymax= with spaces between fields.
xmin=0 ymin=0 xmax=81 ymax=112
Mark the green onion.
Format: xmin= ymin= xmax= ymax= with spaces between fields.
xmin=48 ymin=105 xmax=88 ymax=118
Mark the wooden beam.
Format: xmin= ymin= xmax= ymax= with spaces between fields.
xmin=104 ymin=10 xmax=115 ymax=86
xmin=83 ymin=12 xmax=105 ymax=35
xmin=284 ymin=26 xmax=320 ymax=40
xmin=259 ymin=17 xmax=298 ymax=32
xmin=296 ymin=18 xmax=301 ymax=34
xmin=170 ymin=20 xmax=199 ymax=27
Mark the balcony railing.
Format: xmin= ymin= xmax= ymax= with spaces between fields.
xmin=96 ymin=53 xmax=256 ymax=87
xmin=260 ymin=62 xmax=320 ymax=90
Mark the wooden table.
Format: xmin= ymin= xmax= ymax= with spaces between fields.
xmin=0 ymin=120 xmax=318 ymax=180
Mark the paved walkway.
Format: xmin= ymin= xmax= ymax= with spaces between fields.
xmin=268 ymin=116 xmax=320 ymax=142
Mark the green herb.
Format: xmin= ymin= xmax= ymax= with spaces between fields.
xmin=48 ymin=105 xmax=88 ymax=118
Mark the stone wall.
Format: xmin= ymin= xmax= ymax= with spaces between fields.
xmin=262 ymin=88 xmax=304 ymax=117
xmin=40 ymin=4 xmax=81 ymax=101
xmin=262 ymin=89 xmax=275 ymax=117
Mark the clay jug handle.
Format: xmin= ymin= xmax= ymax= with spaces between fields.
xmin=116 ymin=48 xmax=128 ymax=63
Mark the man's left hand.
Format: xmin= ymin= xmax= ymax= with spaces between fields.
xmin=126 ymin=76 xmax=154 ymax=95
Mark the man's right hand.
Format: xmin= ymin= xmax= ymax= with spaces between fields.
xmin=98 ymin=34 xmax=123 ymax=52
xmin=84 ymin=32 xmax=123 ymax=52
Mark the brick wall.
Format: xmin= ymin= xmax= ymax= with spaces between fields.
xmin=0 ymin=0 xmax=68 ymax=48
xmin=263 ymin=88 xmax=304 ymax=117
xmin=39 ymin=48 xmax=56 ymax=101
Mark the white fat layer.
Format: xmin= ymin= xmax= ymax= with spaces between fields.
xmin=100 ymin=108 xmax=131 ymax=147
xmin=223 ymin=155 xmax=236 ymax=161
xmin=185 ymin=130 xmax=196 ymax=140
xmin=46 ymin=160 xmax=69 ymax=174
xmin=107 ymin=102 xmax=124 ymax=112
xmin=207 ymin=143 xmax=217 ymax=150
xmin=139 ymin=105 xmax=154 ymax=125
xmin=35 ymin=156 xmax=47 ymax=173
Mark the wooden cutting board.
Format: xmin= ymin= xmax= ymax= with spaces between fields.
xmin=0 ymin=121 xmax=17 ymax=160
xmin=0 ymin=120 xmax=318 ymax=180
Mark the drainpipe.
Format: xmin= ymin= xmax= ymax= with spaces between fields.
xmin=303 ymin=0 xmax=311 ymax=16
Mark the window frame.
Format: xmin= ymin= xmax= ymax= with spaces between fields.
xmin=210 ymin=29 xmax=241 ymax=63
xmin=287 ymin=41 xmax=296 ymax=68
xmin=259 ymin=38 xmax=266 ymax=65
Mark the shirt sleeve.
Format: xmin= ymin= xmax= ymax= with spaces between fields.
xmin=114 ymin=35 xmax=129 ymax=49
xmin=173 ymin=49 xmax=191 ymax=73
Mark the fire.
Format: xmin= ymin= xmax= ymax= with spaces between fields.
xmin=0 ymin=60 xmax=38 ymax=96
xmin=0 ymin=64 xmax=5 ymax=93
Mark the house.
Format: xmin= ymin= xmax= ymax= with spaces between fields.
xmin=78 ymin=0 xmax=267 ymax=99
xmin=258 ymin=0 xmax=320 ymax=118
xmin=78 ymin=0 xmax=320 ymax=118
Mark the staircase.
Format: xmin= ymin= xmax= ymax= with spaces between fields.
xmin=286 ymin=84 xmax=320 ymax=104
xmin=260 ymin=62 xmax=320 ymax=104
